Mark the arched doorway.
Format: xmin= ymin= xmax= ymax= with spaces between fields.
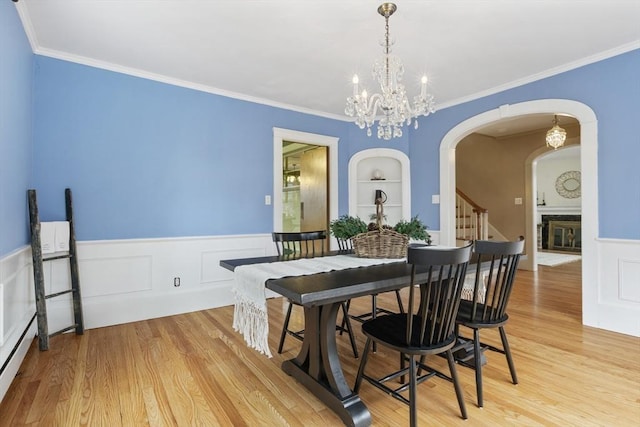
xmin=439 ymin=99 xmax=598 ymax=325
xmin=526 ymin=144 xmax=581 ymax=271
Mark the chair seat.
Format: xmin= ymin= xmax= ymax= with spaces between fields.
xmin=457 ymin=300 xmax=509 ymax=328
xmin=354 ymin=244 xmax=473 ymax=425
xmin=362 ymin=314 xmax=457 ymax=355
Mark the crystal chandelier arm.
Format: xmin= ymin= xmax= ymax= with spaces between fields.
xmin=355 ymin=92 xmax=385 ymax=121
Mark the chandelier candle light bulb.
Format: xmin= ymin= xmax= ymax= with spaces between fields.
xmin=420 ymin=75 xmax=428 ymax=97
xmin=345 ymin=2 xmax=435 ymax=140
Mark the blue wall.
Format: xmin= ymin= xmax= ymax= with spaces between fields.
xmin=410 ymin=49 xmax=640 ymax=239
xmin=1 ymin=0 xmax=638 ymax=254
xmin=32 ymin=57 xmax=360 ymax=240
xmin=0 ymin=3 xmax=33 ymax=256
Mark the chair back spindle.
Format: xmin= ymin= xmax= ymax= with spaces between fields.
xmin=355 ymin=244 xmax=473 ymax=424
xmin=272 ymin=231 xmax=327 ymax=258
xmin=455 ymin=236 xmax=525 ymax=408
xmin=336 ymin=238 xmax=353 ymax=252
xmin=465 ymin=237 xmax=524 ymax=324
xmin=405 ymin=244 xmax=472 ymax=348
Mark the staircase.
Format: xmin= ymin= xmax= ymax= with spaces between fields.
xmin=456 ymin=189 xmax=489 ymax=243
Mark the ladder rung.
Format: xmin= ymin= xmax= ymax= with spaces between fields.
xmin=45 ymin=288 xmax=76 ymax=299
xmin=43 ymin=254 xmax=72 ymax=262
xmin=49 ymin=324 xmax=78 ymax=338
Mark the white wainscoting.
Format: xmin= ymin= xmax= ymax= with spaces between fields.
xmin=76 ymin=234 xmax=275 ymax=329
xmin=2 ymin=233 xmax=638 ymax=403
xmin=0 ymin=233 xmax=275 ymax=404
xmin=592 ymin=238 xmax=640 ymax=337
xmin=0 ymin=246 xmax=36 ymax=404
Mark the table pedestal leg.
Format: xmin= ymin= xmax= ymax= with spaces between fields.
xmin=281 ymin=302 xmax=371 ymax=427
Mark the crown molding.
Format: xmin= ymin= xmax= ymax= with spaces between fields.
xmin=436 ymin=41 xmax=640 ymax=112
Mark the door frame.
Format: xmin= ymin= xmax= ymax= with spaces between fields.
xmin=438 ymin=99 xmax=598 ymax=326
xmin=273 ymin=127 xmax=339 ymax=241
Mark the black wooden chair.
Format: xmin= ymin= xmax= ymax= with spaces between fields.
xmin=272 ymin=231 xmax=359 ymax=357
xmin=273 ymin=231 xmax=326 ymax=258
xmin=338 ymin=237 xmax=405 ymax=344
xmin=454 ymin=237 xmax=524 ymax=408
xmin=354 ymin=244 xmax=472 ymax=426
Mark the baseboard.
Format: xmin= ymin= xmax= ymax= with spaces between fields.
xmin=0 ymin=315 xmax=36 ymax=404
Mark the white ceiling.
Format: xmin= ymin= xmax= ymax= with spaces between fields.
xmin=14 ymin=0 xmax=640 ymax=126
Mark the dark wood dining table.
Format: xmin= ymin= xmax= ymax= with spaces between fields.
xmin=220 ymin=252 xmax=430 ymax=427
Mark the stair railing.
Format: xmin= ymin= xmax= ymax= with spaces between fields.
xmin=456 ymin=188 xmax=489 ymax=241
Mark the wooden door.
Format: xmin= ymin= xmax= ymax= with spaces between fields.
xmin=300 ymin=146 xmax=328 ymax=251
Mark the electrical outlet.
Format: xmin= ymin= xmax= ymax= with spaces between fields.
xmin=173 ymin=277 xmax=180 ymax=287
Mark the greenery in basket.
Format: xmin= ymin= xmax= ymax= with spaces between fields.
xmin=329 ymin=215 xmax=368 ymax=240
xmin=394 ymin=215 xmax=431 ymax=243
xmin=330 ymin=214 xmax=431 ymax=244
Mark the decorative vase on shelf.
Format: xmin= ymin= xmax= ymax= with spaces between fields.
xmin=371 ymin=169 xmax=385 ymax=180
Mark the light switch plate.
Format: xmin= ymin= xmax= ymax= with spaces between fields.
xmin=515 ymin=197 xmax=523 ymax=205
xmin=265 ymin=195 xmax=271 ymax=205
xmin=432 ymin=194 xmax=440 ymax=204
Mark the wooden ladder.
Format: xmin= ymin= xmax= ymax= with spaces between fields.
xmin=28 ymin=188 xmax=84 ymax=351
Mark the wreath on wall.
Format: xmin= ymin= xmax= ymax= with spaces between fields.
xmin=555 ymin=170 xmax=581 ymax=199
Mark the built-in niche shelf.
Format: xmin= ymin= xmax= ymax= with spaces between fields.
xmin=348 ymin=148 xmax=411 ymax=226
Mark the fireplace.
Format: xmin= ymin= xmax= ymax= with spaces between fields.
xmin=541 ymin=215 xmax=581 ymax=253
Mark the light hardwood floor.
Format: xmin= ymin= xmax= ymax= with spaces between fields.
xmin=1 ymin=260 xmax=639 ymax=426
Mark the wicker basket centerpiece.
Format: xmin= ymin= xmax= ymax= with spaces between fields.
xmin=353 ymin=199 xmax=407 ymax=258
xmin=329 ymin=201 xmax=431 ymax=259
xmin=352 ymin=227 xmax=409 ymax=258
xmin=330 ymin=199 xmax=431 ymax=258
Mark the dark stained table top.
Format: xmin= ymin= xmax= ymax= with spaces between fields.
xmin=220 ymin=252 xmax=437 ymax=307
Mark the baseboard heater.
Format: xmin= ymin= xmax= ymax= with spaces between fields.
xmin=0 ymin=313 xmax=36 ymax=378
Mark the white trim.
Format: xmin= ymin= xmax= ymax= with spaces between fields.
xmin=435 ymin=41 xmax=640 ymax=111
xmin=77 ymin=232 xmax=269 ymax=246
xmin=524 ymin=142 xmax=582 ymax=271
xmin=0 ymin=319 xmax=36 ymax=404
xmin=37 ymin=47 xmax=346 ymax=121
xmin=14 ymin=1 xmax=38 ymax=52
xmin=272 ymin=128 xmax=339 ymax=241
xmin=16 ymin=0 xmax=347 ymax=122
xmin=439 ymin=99 xmax=604 ymax=330
xmin=16 ymin=1 xmax=638 ymax=121
xmin=28 ymin=41 xmax=639 ymax=122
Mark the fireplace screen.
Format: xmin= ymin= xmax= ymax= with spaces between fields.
xmin=548 ymin=220 xmax=581 ymax=252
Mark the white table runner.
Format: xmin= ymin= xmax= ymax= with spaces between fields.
xmin=232 ymin=255 xmax=402 ymax=357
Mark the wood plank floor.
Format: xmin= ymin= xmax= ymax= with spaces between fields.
xmin=1 ymin=260 xmax=639 ymax=426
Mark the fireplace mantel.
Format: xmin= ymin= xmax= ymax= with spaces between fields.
xmin=537 ymin=206 xmax=581 ymax=215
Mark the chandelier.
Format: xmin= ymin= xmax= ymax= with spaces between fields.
xmin=345 ymin=3 xmax=435 ymax=140
xmin=546 ymin=115 xmax=567 ymax=149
